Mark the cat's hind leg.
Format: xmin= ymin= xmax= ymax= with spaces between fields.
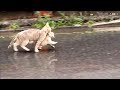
xmin=50 ymin=41 xmax=58 ymax=44
xmin=20 ymin=40 xmax=30 ymax=51
xmin=13 ymin=43 xmax=19 ymax=51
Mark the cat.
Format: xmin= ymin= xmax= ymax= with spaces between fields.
xmin=8 ymin=22 xmax=52 ymax=52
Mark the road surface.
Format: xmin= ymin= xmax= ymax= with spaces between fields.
xmin=0 ymin=28 xmax=120 ymax=79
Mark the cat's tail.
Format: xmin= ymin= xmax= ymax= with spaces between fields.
xmin=8 ymin=35 xmax=17 ymax=48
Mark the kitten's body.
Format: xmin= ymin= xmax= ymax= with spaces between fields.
xmin=8 ymin=22 xmax=53 ymax=52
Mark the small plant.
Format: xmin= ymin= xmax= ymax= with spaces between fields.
xmin=70 ymin=15 xmax=84 ymax=25
xmin=9 ymin=21 xmax=20 ymax=30
xmin=56 ymin=20 xmax=65 ymax=27
xmin=32 ymin=12 xmax=96 ymax=29
xmin=59 ymin=12 xmax=69 ymax=20
xmin=0 ymin=36 xmax=5 ymax=38
xmin=49 ymin=20 xmax=56 ymax=29
xmin=103 ymin=18 xmax=111 ymax=22
xmin=86 ymin=20 xmax=95 ymax=31
xmin=59 ymin=13 xmax=84 ymax=26
xmin=32 ymin=15 xmax=57 ymax=29
xmin=87 ymin=20 xmax=95 ymax=27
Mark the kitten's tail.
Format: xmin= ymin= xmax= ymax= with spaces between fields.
xmin=8 ymin=35 xmax=17 ymax=48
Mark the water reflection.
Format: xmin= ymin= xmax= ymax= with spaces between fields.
xmin=1 ymin=51 xmax=58 ymax=78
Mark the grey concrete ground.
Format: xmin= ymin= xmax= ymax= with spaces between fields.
xmin=1 ymin=27 xmax=120 ymax=79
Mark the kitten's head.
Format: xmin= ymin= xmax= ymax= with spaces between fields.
xmin=48 ymin=32 xmax=55 ymax=38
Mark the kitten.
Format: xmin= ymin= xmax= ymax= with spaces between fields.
xmin=38 ymin=32 xmax=58 ymax=49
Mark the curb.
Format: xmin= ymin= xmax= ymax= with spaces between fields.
xmin=0 ymin=25 xmax=89 ymax=32
xmin=1 ymin=19 xmax=120 ymax=32
xmin=0 ymin=29 xmax=23 ymax=32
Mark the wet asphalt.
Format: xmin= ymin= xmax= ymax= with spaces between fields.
xmin=0 ymin=28 xmax=120 ymax=79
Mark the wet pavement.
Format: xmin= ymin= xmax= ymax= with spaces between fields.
xmin=1 ymin=28 xmax=120 ymax=79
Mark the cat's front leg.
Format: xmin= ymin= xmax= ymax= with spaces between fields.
xmin=35 ymin=41 xmax=44 ymax=52
xmin=51 ymin=41 xmax=58 ymax=44
xmin=35 ymin=32 xmax=46 ymax=52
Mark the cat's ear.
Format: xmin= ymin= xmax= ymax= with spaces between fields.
xmin=42 ymin=22 xmax=49 ymax=29
xmin=46 ymin=22 xmax=49 ymax=26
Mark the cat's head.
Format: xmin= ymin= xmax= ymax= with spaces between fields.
xmin=48 ymin=32 xmax=55 ymax=38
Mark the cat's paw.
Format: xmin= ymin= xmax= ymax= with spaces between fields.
xmin=52 ymin=46 xmax=55 ymax=48
xmin=52 ymin=41 xmax=58 ymax=44
xmin=35 ymin=49 xmax=39 ymax=52
xmin=55 ymin=42 xmax=58 ymax=44
xmin=38 ymin=46 xmax=42 ymax=50
xmin=26 ymin=49 xmax=30 ymax=51
xmin=14 ymin=49 xmax=18 ymax=52
xmin=51 ymin=45 xmax=55 ymax=48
